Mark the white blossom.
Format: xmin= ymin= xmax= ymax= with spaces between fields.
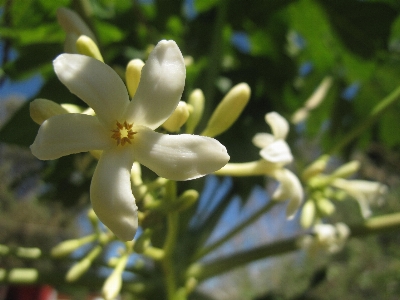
xmin=31 ymin=40 xmax=229 ymax=241
xmin=252 ymin=112 xmax=293 ymax=166
xmin=299 ymin=222 xmax=350 ymax=255
xmin=332 ymin=178 xmax=388 ymax=218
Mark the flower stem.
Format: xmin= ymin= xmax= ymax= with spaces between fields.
xmin=162 ymin=211 xmax=180 ymax=300
xmin=192 ymin=200 xmax=276 ymax=261
xmin=188 ymin=212 xmax=400 ymax=281
xmin=328 ymin=85 xmax=400 ymax=155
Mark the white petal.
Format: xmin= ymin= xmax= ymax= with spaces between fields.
xmin=252 ymin=132 xmax=275 ymax=149
xmin=265 ymin=112 xmax=289 ymax=140
xmin=132 ymin=126 xmax=229 ymax=180
xmin=272 ymin=169 xmax=303 ymax=219
xmin=259 ymin=140 xmax=293 ymax=165
xmin=53 ymin=54 xmax=130 ymax=128
xmin=124 ymin=40 xmax=186 ymax=129
xmin=30 ymin=114 xmax=113 ymax=160
xmin=90 ymin=147 xmax=138 ymax=241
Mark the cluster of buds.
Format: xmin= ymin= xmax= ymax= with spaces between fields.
xmin=300 ymin=156 xmax=388 ymax=228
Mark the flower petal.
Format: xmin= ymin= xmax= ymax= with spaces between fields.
xmin=259 ymin=140 xmax=293 ymax=165
xmin=30 ymin=114 xmax=113 ymax=160
xmin=272 ymin=168 xmax=303 ymax=219
xmin=265 ymin=112 xmax=289 ymax=140
xmin=53 ymin=54 xmax=130 ymax=128
xmin=90 ymin=147 xmax=138 ymax=241
xmin=252 ymin=133 xmax=275 ymax=149
xmin=132 ymin=126 xmax=229 ymax=180
xmin=124 ymin=40 xmax=186 ymax=129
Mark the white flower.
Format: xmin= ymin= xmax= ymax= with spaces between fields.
xmin=31 ymin=40 xmax=230 ymax=241
xmin=299 ymin=222 xmax=350 ymax=255
xmin=271 ymin=168 xmax=303 ymax=219
xmin=252 ymin=112 xmax=293 ymax=166
xmin=331 ymin=178 xmax=388 ymax=218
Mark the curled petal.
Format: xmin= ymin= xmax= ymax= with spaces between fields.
xmin=53 ymin=54 xmax=130 ymax=128
xmin=272 ymin=168 xmax=303 ymax=219
xmin=259 ymin=140 xmax=293 ymax=165
xmin=252 ymin=132 xmax=275 ymax=149
xmin=91 ymin=147 xmax=138 ymax=241
xmin=124 ymin=40 xmax=186 ymax=129
xmin=133 ymin=126 xmax=229 ymax=180
xmin=265 ymin=112 xmax=289 ymax=140
xmin=31 ymin=114 xmax=113 ymax=160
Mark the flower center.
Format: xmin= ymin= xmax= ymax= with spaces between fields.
xmin=111 ymin=121 xmax=137 ymax=146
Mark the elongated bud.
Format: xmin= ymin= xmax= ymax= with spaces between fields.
xmin=66 ymin=245 xmax=102 ymax=282
xmin=316 ymin=197 xmax=335 ymax=216
xmin=51 ymin=234 xmax=96 ymax=258
xmin=186 ymin=89 xmax=205 ymax=134
xmin=201 ymin=83 xmax=251 ymax=137
xmin=331 ymin=161 xmax=360 ymax=179
xmin=174 ymin=189 xmax=199 ymax=212
xmin=7 ymin=268 xmax=38 ymax=284
xmin=76 ymin=35 xmax=103 ymax=62
xmin=300 ymin=200 xmax=316 ymax=228
xmin=126 ymin=59 xmax=145 ymax=98
xmin=30 ymin=99 xmax=69 ymax=125
xmin=102 ymin=254 xmax=128 ymax=300
xmin=305 ymin=76 xmax=333 ymax=110
xmin=162 ymin=101 xmax=190 ymax=132
xmin=302 ymin=155 xmax=330 ymax=181
xmin=291 ymin=107 xmax=309 ymax=124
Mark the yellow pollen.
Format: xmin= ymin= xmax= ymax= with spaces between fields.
xmin=111 ymin=121 xmax=137 ymax=146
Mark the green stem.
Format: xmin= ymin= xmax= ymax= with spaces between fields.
xmin=328 ymin=85 xmax=400 ymax=155
xmin=162 ymin=211 xmax=179 ymax=300
xmin=192 ymin=200 xmax=276 ymax=261
xmin=188 ymin=212 xmax=400 ymax=281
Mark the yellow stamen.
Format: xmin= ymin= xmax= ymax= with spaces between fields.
xmin=111 ymin=121 xmax=137 ymax=146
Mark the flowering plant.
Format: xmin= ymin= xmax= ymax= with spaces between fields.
xmin=1 ymin=3 xmax=400 ymax=300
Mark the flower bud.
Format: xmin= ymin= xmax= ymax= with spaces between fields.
xmin=102 ymin=254 xmax=128 ymax=300
xmin=66 ymin=245 xmax=102 ymax=282
xmin=316 ymin=197 xmax=335 ymax=216
xmin=331 ymin=160 xmax=360 ymax=179
xmin=300 ymin=200 xmax=316 ymax=228
xmin=51 ymin=235 xmax=96 ymax=258
xmin=185 ymin=89 xmax=205 ymax=134
xmin=302 ymin=155 xmax=330 ymax=181
xmin=175 ymin=189 xmax=199 ymax=212
xmin=126 ymin=59 xmax=145 ymax=97
xmin=30 ymin=99 xmax=69 ymax=125
xmin=162 ymin=101 xmax=190 ymax=132
xmin=201 ymin=82 xmax=251 ymax=137
xmin=8 ymin=268 xmax=38 ymax=284
xmin=76 ymin=35 xmax=103 ymax=62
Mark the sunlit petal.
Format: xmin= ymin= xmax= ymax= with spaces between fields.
xmin=53 ymin=54 xmax=130 ymax=128
xmin=265 ymin=112 xmax=289 ymax=140
xmin=124 ymin=40 xmax=186 ymax=129
xmin=259 ymin=140 xmax=293 ymax=165
xmin=252 ymin=133 xmax=275 ymax=149
xmin=30 ymin=114 xmax=112 ymax=160
xmin=132 ymin=126 xmax=229 ymax=180
xmin=91 ymin=147 xmax=138 ymax=241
